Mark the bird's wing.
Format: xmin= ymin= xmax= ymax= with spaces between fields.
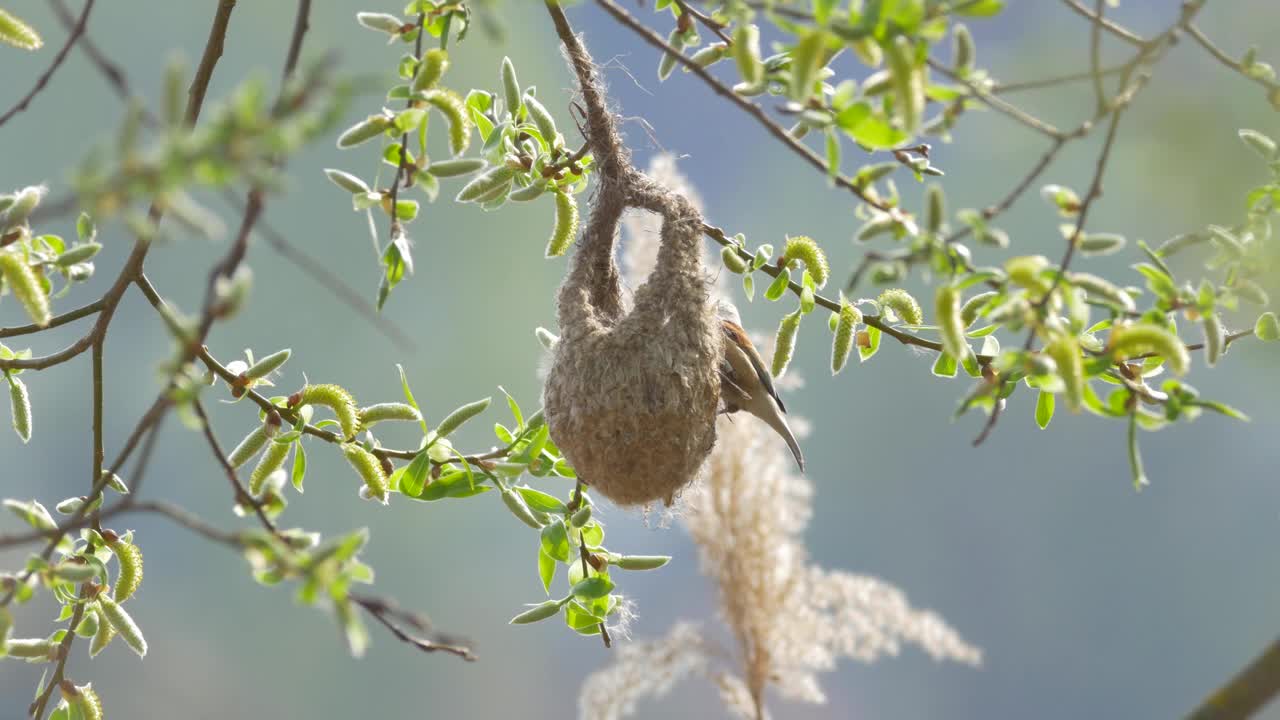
xmin=721 ymin=320 xmax=786 ymax=414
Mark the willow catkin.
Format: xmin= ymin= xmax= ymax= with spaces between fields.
xmin=412 ymin=48 xmax=449 ymax=92
xmin=501 ymin=57 xmax=522 ymax=116
xmin=96 ymin=596 xmax=146 ymax=657
xmin=1109 ymin=322 xmax=1190 ymax=375
xmin=523 ymin=93 xmax=558 ymax=143
xmin=877 ymin=288 xmax=923 ymax=325
xmin=1045 ymin=334 xmax=1085 ymax=412
xmin=7 ymin=374 xmax=31 ymax=443
xmin=831 ymin=299 xmax=861 ymax=374
xmin=1202 ymin=312 xmax=1224 ymax=367
xmin=298 ymin=384 xmax=360 ymax=440
xmin=342 ymin=443 xmax=388 ymax=503
xmin=546 ymin=191 xmax=579 ymax=257
xmin=733 ymin=24 xmax=763 ymax=85
xmin=110 ymin=540 xmax=144 ymax=602
xmin=0 ymin=251 xmax=50 ymax=327
xmin=227 ymin=425 xmax=269 ymax=468
xmin=420 ymin=89 xmax=471 ymax=155
xmin=782 ymin=236 xmax=829 ymax=287
xmin=772 ymin=311 xmax=802 ymax=378
xmin=250 ymin=440 xmax=291 ymax=496
xmin=960 ymin=291 xmax=998 ymax=327
xmin=935 ymin=284 xmax=971 ymax=362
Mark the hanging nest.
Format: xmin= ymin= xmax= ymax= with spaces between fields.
xmin=542 ymin=13 xmax=721 ymax=507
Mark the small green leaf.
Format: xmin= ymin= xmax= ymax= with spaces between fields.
xmin=538 ymin=549 xmax=557 ymax=594
xmin=1035 ymin=390 xmax=1055 ymax=429
xmin=398 ymin=450 xmax=432 ymax=497
xmin=1255 ymin=312 xmax=1280 ymax=341
xmin=571 ymin=575 xmax=615 ymax=600
xmin=540 ymin=519 xmax=570 ymax=563
xmin=516 ymin=486 xmax=567 ymax=514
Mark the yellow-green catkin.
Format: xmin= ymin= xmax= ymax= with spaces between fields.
xmin=89 ymin=607 xmax=115 ymax=657
xmin=0 ymin=251 xmax=50 ymax=327
xmin=343 ymin=443 xmax=389 ymax=503
xmin=358 ymin=403 xmax=422 ymax=427
xmin=772 ymin=311 xmax=802 ymax=378
xmin=7 ymin=374 xmax=31 ymax=443
xmin=421 ymin=89 xmax=471 ymax=155
xmin=1046 ymin=334 xmax=1085 ymax=412
xmin=412 ymin=48 xmax=449 ymax=92
xmin=832 ymin=299 xmax=862 ymax=374
xmin=110 ymin=540 xmax=144 ymax=602
xmin=546 ymin=191 xmax=579 ymax=257
xmin=1202 ymin=312 xmax=1223 ymax=367
xmin=523 ymin=92 xmax=558 ymax=144
xmin=249 ymin=440 xmax=291 ymax=496
xmin=885 ymin=35 xmax=923 ymax=134
xmin=501 ymin=56 xmax=522 ymax=116
xmin=299 ymin=384 xmax=360 ymax=440
xmin=935 ymin=284 xmax=971 ymax=362
xmin=1108 ymin=322 xmax=1190 ymax=375
xmin=782 ymin=236 xmax=829 ymax=287
xmin=61 ymin=682 xmax=103 ymax=720
xmin=227 ymin=425 xmax=270 ymax=468
xmin=96 ymin=595 xmax=146 ymax=657
xmin=877 ymin=288 xmax=923 ymax=325
xmin=733 ymin=24 xmax=763 ymax=85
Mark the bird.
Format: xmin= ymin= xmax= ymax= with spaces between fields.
xmin=716 ymin=301 xmax=805 ymax=472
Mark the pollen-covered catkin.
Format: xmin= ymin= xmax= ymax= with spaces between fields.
xmin=343 ymin=443 xmax=389 ymax=503
xmin=546 ymin=191 xmax=579 ymax=257
xmin=421 ymin=89 xmax=471 ymax=155
xmin=1046 ymin=334 xmax=1085 ymax=412
xmin=96 ymin=595 xmax=147 ymax=657
xmin=109 ymin=540 xmax=144 ymax=602
xmin=0 ymin=251 xmax=51 ymax=327
xmin=249 ymin=440 xmax=291 ymax=496
xmin=877 ymin=288 xmax=923 ymax=325
xmin=1108 ymin=322 xmax=1190 ymax=375
xmin=298 ymin=384 xmax=360 ymax=440
xmin=832 ymin=299 xmax=861 ymax=374
xmin=412 ymin=48 xmax=449 ymax=92
xmin=782 ymin=236 xmax=829 ymax=287
xmin=772 ymin=311 xmax=802 ymax=378
xmin=89 ymin=607 xmax=115 ymax=657
xmin=935 ymin=284 xmax=971 ymax=362
xmin=7 ymin=374 xmax=31 ymax=443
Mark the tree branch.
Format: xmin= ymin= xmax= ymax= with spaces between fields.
xmin=0 ymin=0 xmax=96 ymax=128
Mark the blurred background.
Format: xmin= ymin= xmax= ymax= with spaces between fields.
xmin=2 ymin=1 xmax=1278 ymax=717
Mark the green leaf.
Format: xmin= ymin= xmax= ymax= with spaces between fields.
xmin=396 ymin=363 xmax=429 ymax=437
xmin=540 ymin=519 xmax=571 ymax=563
xmin=571 ymin=575 xmax=615 ymax=600
xmin=764 ymin=271 xmax=791 ymax=301
xmin=399 ymin=450 xmax=432 ymax=497
xmin=932 ymin=352 xmax=958 ymax=377
xmin=538 ymin=549 xmax=557 ymax=594
xmin=789 ymin=30 xmax=827 ymax=102
xmin=290 ymin=441 xmax=307 ymax=493
xmin=1255 ymin=311 xmax=1280 ymax=341
xmin=516 ymin=486 xmax=567 ymax=514
xmin=510 ymin=599 xmax=565 ymax=624
xmin=1035 ymin=390 xmax=1055 ymax=429
xmin=859 ymin=324 xmax=881 ymax=361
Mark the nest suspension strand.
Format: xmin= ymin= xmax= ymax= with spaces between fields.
xmin=541 ymin=9 xmax=721 ymax=507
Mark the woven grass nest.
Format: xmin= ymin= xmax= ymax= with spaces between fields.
xmin=542 ymin=22 xmax=721 ymax=507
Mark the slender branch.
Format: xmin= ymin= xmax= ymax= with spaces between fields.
xmin=0 ymin=299 xmax=104 ymax=338
xmin=1089 ymin=0 xmax=1107 ymax=113
xmin=351 ymin=593 xmax=477 ymax=661
xmin=90 ymin=336 xmax=105 ymax=531
xmin=191 ymin=400 xmax=279 ymax=535
xmin=992 ymin=64 xmax=1128 ymax=94
xmin=1184 ymin=22 xmax=1280 ymax=95
xmin=593 ymin=0 xmax=891 ymax=211
xmin=28 ymin=595 xmax=87 ymax=719
xmin=673 ymin=0 xmax=732 ymax=45
xmin=386 ymin=11 xmax=428 ymax=245
xmin=0 ymin=0 xmax=96 ymax=128
xmin=928 ymin=60 xmax=1064 ymax=138
xmin=1059 ymin=0 xmax=1145 ymax=46
xmin=49 ymin=0 xmax=129 ymax=97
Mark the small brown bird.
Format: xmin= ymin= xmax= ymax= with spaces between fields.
xmin=717 ymin=302 xmax=805 ymax=472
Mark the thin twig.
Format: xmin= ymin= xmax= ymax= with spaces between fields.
xmin=1183 ymin=22 xmax=1280 ymax=95
xmin=673 ymin=0 xmax=732 ymax=45
xmin=28 ymin=595 xmax=87 ymax=719
xmin=593 ymin=0 xmax=891 ymax=211
xmin=1059 ymin=0 xmax=1145 ymax=46
xmin=191 ymin=400 xmax=279 ymax=535
xmin=351 ymin=593 xmax=477 ymax=661
xmin=0 ymin=0 xmax=96 ymax=128
xmin=0 ymin=299 xmax=104 ymax=338
xmin=1089 ymin=0 xmax=1108 ymax=113
xmin=1187 ymin=636 xmax=1280 ymax=720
